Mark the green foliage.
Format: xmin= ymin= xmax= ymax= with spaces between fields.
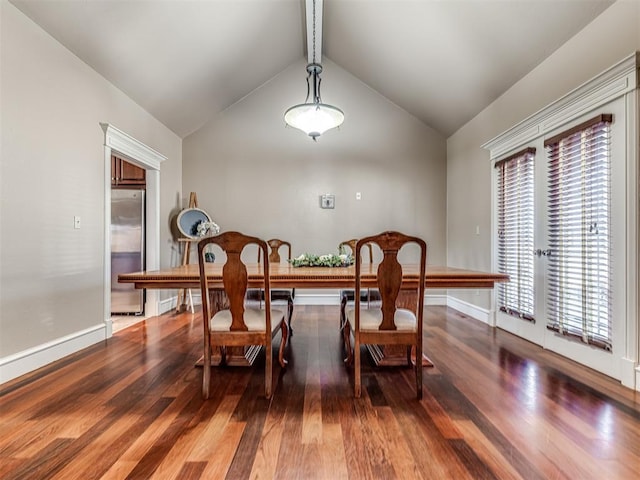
xmin=289 ymin=253 xmax=353 ymax=267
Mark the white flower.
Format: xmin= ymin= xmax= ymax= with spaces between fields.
xmin=197 ymin=221 xmax=220 ymax=237
xmin=295 ymin=254 xmax=306 ymax=261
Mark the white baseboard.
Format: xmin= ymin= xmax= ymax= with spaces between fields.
xmin=0 ymin=324 xmax=107 ymax=385
xmin=294 ymin=292 xmax=342 ymax=305
xmin=165 ymin=292 xmax=448 ymax=308
xmin=174 ymin=290 xmax=343 ymax=307
xmin=294 ymin=292 xmax=448 ymax=306
xmin=446 ymin=296 xmax=491 ymax=324
xmin=426 ymin=294 xmax=447 ymax=306
xmin=159 ymin=295 xmax=179 ymax=314
xmin=143 ymin=294 xmax=481 ymax=321
xmin=620 ymin=357 xmax=639 ymax=391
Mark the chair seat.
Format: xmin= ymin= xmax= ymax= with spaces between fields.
xmin=346 ymin=307 xmax=417 ymax=331
xmin=210 ymin=308 xmax=284 ymax=333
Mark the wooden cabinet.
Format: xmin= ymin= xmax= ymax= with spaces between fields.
xmin=112 ymin=155 xmax=146 ymax=187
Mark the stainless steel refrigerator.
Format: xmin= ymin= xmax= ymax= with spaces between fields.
xmin=111 ymin=189 xmax=145 ymax=314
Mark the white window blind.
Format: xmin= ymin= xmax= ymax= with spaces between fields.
xmin=496 ymin=147 xmax=535 ymax=321
xmin=545 ymin=114 xmax=612 ymax=351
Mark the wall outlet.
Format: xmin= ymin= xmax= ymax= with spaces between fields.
xmin=356 ymin=192 xmax=361 ymax=200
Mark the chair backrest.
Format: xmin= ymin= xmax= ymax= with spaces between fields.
xmin=355 ymin=231 xmax=427 ymax=331
xmin=257 ymin=238 xmax=291 ymax=264
xmin=339 ymin=238 xmax=373 ymax=263
xmin=198 ymin=231 xmax=271 ymax=332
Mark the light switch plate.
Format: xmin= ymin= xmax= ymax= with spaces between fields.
xmin=320 ymin=194 xmax=335 ymax=209
xmin=74 ymin=216 xmax=81 ymax=229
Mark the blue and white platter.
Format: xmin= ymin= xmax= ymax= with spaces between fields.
xmin=177 ymin=208 xmax=212 ymax=239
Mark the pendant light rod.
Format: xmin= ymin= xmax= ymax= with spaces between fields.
xmin=306 ymin=0 xmax=323 ymax=64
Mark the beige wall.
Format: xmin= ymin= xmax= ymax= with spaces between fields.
xmin=446 ymin=0 xmax=640 ymax=309
xmin=183 ymin=58 xmax=447 ymax=267
xmin=0 ymin=2 xmax=182 ymax=358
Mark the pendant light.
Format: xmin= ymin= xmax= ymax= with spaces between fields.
xmin=284 ymin=0 xmax=344 ymax=141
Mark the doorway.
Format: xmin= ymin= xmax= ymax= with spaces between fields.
xmin=102 ymin=123 xmax=166 ymax=336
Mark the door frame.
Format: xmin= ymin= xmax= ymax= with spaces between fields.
xmin=101 ymin=123 xmax=166 ymax=337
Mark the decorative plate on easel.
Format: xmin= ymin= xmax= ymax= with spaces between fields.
xmin=177 ymin=208 xmax=212 ymax=239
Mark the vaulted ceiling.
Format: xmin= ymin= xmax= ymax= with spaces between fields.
xmin=11 ymin=0 xmax=615 ymax=138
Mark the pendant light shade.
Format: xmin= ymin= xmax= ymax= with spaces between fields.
xmin=284 ymin=63 xmax=344 ymax=141
xmin=284 ymin=0 xmax=343 ymax=141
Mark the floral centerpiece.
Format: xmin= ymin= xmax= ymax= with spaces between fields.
xmin=195 ymin=221 xmax=220 ymax=237
xmin=195 ymin=221 xmax=220 ymax=263
xmin=289 ymin=253 xmax=353 ymax=267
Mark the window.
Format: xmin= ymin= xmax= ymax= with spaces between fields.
xmin=545 ymin=114 xmax=612 ymax=350
xmin=495 ymin=148 xmax=535 ymax=321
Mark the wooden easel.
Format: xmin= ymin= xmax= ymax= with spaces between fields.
xmin=176 ymin=192 xmax=199 ymax=313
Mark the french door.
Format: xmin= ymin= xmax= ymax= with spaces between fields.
xmin=494 ymin=98 xmax=626 ymax=380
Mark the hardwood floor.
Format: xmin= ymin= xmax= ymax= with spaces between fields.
xmin=1 ymin=305 xmax=638 ymax=479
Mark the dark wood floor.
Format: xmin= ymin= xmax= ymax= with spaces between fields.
xmin=1 ymin=305 xmax=639 ymax=479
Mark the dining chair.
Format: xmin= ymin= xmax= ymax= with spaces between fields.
xmin=250 ymin=239 xmax=295 ymax=332
xmin=197 ymin=231 xmax=288 ymax=399
xmin=338 ymin=238 xmax=380 ymax=331
xmin=343 ymin=231 xmax=427 ymax=399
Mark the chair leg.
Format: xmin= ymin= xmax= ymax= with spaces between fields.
xmin=342 ymin=320 xmax=353 ymax=365
xmin=416 ymin=343 xmax=423 ymax=400
xmin=187 ymin=289 xmax=194 ymax=313
xmin=287 ymin=296 xmax=294 ymax=336
xmin=354 ymin=336 xmax=361 ymax=398
xmin=339 ymin=294 xmax=347 ymax=333
xmin=202 ymin=342 xmax=211 ymax=399
xmin=266 ymin=338 xmax=273 ymax=399
xmin=220 ymin=346 xmax=227 ymax=366
xmin=278 ymin=320 xmax=288 ymax=368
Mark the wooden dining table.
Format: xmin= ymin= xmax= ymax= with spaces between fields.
xmin=119 ymin=263 xmax=508 ymax=366
xmin=119 ymin=262 xmax=507 ymax=290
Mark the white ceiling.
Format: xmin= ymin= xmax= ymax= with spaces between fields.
xmin=11 ymin=0 xmax=615 ymax=138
